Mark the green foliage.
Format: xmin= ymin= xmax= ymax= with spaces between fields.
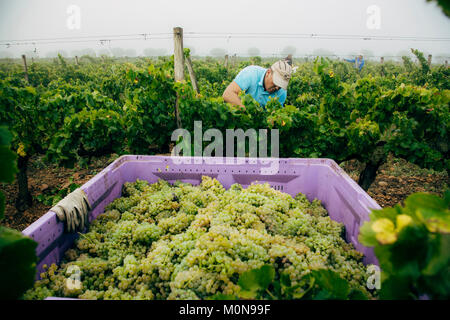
xmin=46 ymin=108 xmax=125 ymax=168
xmin=359 ymin=191 xmax=450 ymax=299
xmin=0 ymin=127 xmax=18 ymax=220
xmin=250 ymin=56 xmax=262 ymax=65
xmin=411 ymin=49 xmax=430 ymax=75
xmin=0 ymin=52 xmax=448 ymax=175
xmin=35 ymin=179 xmax=80 ymax=206
xmin=0 ymin=79 xmax=42 ymax=157
xmin=1 ymin=54 xmax=447 ymax=300
xmin=427 ymin=0 xmax=450 ymax=17
xmin=237 ymin=264 xmax=276 ymax=299
xmin=0 ymin=227 xmax=38 ymax=299
xmin=402 ymin=56 xmax=415 ymax=73
xmin=211 ymin=264 xmax=368 ymax=300
xmin=0 ymin=126 xmax=38 ymax=300
xmin=124 ymin=63 xmax=177 ymax=154
xmin=0 ymin=127 xmax=18 ymax=182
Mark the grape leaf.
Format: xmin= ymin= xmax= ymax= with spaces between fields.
xmin=0 ymin=127 xmax=18 ymax=221
xmin=0 ymin=145 xmax=18 ymax=183
xmin=348 ymin=289 xmax=369 ymax=300
xmin=307 ymin=269 xmax=350 ymax=300
xmin=422 ymin=234 xmax=450 ymax=276
xmin=358 ymin=221 xmax=378 ymax=247
xmin=379 ymin=275 xmax=412 ymax=300
xmin=0 ymin=226 xmax=38 ymax=299
xmin=237 ymin=264 xmax=275 ymax=295
xmin=0 ymin=126 xmax=13 ymax=145
xmin=360 ymin=192 xmax=450 ymax=299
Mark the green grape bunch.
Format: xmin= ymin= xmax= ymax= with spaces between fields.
xmin=23 ymin=176 xmax=372 ymax=300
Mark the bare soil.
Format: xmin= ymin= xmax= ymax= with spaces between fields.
xmin=0 ymin=154 xmax=119 ymax=231
xmin=340 ymin=154 xmax=448 ymax=208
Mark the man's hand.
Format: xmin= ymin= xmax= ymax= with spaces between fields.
xmin=223 ymin=81 xmax=246 ymax=110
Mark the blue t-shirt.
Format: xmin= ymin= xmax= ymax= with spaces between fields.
xmin=233 ymin=66 xmax=287 ymax=107
xmin=345 ymin=57 xmax=365 ymax=72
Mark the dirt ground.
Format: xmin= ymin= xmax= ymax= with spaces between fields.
xmin=0 ymin=153 xmax=448 ymax=231
xmin=340 ymin=154 xmax=448 ymax=207
xmin=0 ymin=154 xmax=119 ymax=231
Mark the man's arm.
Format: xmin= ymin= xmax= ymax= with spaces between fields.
xmin=223 ymin=81 xmax=246 ymax=110
xmin=345 ymin=58 xmax=355 ymax=63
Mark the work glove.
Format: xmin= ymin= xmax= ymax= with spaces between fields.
xmin=51 ymin=188 xmax=91 ymax=233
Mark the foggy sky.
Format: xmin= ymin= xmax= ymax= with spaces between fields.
xmin=0 ymin=0 xmax=449 ymax=60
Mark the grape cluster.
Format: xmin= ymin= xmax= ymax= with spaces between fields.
xmin=23 ymin=176 xmax=371 ymax=300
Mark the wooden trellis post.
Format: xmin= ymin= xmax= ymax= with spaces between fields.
xmin=173 ymin=27 xmax=184 ymax=128
xmin=173 ymin=27 xmax=185 ymax=82
xmin=22 ymin=54 xmax=29 ymax=83
xmin=185 ymin=55 xmax=199 ymax=93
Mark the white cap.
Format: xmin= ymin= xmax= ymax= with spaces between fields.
xmin=271 ymin=60 xmax=292 ymax=90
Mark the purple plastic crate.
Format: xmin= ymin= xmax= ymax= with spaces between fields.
xmin=23 ymin=155 xmax=381 ymax=281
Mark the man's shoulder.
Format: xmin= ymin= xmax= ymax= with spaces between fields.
xmin=234 ymin=66 xmax=266 ymax=89
xmin=243 ymin=65 xmax=266 ymax=71
xmin=239 ymin=65 xmax=266 ymax=76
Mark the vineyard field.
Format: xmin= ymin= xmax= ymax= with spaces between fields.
xmin=0 ymin=51 xmax=449 ymax=301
